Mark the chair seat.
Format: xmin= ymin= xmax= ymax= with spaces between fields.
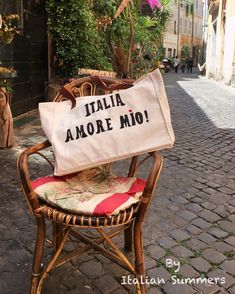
xmin=32 ymin=167 xmax=146 ymax=216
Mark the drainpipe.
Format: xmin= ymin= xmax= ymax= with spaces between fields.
xmin=190 ymin=1 xmax=195 ymax=61
xmin=177 ymin=0 xmax=180 ymax=56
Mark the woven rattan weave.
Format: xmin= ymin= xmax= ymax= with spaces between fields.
xmin=17 ymin=76 xmax=163 ymax=294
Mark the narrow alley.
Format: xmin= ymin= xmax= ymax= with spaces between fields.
xmin=0 ymin=72 xmax=235 ymax=294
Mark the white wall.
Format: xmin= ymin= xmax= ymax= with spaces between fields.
xmin=223 ymin=0 xmax=235 ymax=84
xmin=206 ymin=14 xmax=217 ymax=77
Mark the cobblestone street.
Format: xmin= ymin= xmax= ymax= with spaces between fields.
xmin=0 ymin=72 xmax=235 ymax=294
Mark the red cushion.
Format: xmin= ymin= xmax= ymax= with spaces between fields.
xmin=32 ymin=170 xmax=146 ymax=216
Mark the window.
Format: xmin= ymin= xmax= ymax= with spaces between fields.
xmin=184 ymin=19 xmax=188 ymax=34
xmin=179 ymin=18 xmax=182 ymax=33
xmin=195 ymin=0 xmax=199 ymax=15
xmin=199 ymin=2 xmax=203 ymax=16
xmin=163 ymin=47 xmax=166 ymax=57
xmin=173 ymin=49 xmax=176 ymax=57
xmin=195 ymin=22 xmax=198 ymax=37
xmin=174 ymin=20 xmax=177 ymax=34
xmin=167 ymin=48 xmax=172 ymax=58
xmin=188 ymin=21 xmax=192 ymax=35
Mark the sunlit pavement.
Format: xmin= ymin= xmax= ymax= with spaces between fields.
xmin=0 ymin=71 xmax=235 ymax=293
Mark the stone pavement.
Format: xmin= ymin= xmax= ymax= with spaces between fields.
xmin=0 ymin=71 xmax=235 ymax=294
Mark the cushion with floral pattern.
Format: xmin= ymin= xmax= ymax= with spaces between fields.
xmin=32 ymin=167 xmax=146 ymax=216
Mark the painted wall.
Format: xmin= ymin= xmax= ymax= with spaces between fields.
xmin=223 ymin=0 xmax=235 ymax=84
xmin=206 ymin=0 xmax=235 ymax=85
xmin=163 ymin=0 xmax=203 ymax=61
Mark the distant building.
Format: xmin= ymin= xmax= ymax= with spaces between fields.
xmin=206 ymin=0 xmax=235 ymax=86
xmin=163 ymin=0 xmax=203 ymax=63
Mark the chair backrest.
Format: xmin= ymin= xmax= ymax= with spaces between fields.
xmin=54 ymin=75 xmax=163 ymax=219
xmin=54 ymin=75 xmax=134 ymax=108
xmin=77 ymin=68 xmax=117 ymax=79
xmin=18 ymin=75 xmax=163 ymax=223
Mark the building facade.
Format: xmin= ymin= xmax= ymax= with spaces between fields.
xmin=0 ymin=0 xmax=47 ymax=116
xmin=163 ymin=0 xmax=203 ymax=63
xmin=206 ymin=0 xmax=235 ymax=86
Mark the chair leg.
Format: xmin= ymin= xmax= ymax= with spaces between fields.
xmin=124 ymin=221 xmax=133 ymax=252
xmin=29 ymin=217 xmax=46 ymax=294
xmin=52 ymin=222 xmax=65 ymax=252
xmin=36 ymin=226 xmax=70 ymax=294
xmin=134 ymin=222 xmax=146 ymax=294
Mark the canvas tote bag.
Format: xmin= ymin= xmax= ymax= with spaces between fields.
xmin=39 ymin=69 xmax=175 ymax=176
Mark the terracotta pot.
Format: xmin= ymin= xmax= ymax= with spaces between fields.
xmin=0 ymin=87 xmax=14 ymax=148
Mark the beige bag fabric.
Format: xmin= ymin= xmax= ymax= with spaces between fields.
xmin=39 ymin=69 xmax=175 ymax=176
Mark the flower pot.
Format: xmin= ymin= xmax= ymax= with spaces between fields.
xmin=0 ymin=71 xmax=17 ymax=79
xmin=0 ymin=87 xmax=14 ymax=148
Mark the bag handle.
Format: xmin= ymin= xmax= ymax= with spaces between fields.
xmin=56 ymin=84 xmax=77 ymax=109
xmin=56 ymin=76 xmax=133 ymax=109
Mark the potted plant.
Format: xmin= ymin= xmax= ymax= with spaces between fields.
xmin=92 ymin=0 xmax=171 ymax=78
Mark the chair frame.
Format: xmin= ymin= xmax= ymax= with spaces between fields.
xmin=17 ymin=76 xmax=163 ymax=294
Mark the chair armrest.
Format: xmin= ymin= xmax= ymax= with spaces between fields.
xmin=17 ymin=140 xmax=52 ymax=214
xmin=128 ymin=156 xmax=139 ymax=177
xmin=128 ymin=152 xmax=162 ymax=177
xmin=135 ymin=151 xmax=163 ymax=223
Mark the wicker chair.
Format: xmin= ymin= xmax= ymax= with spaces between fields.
xmin=17 ymin=76 xmax=163 ymax=294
